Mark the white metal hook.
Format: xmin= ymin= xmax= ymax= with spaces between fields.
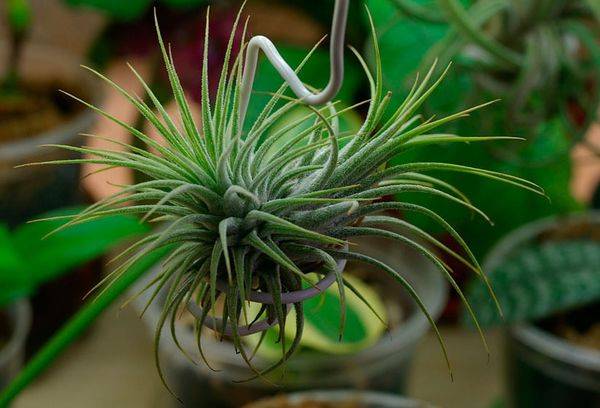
xmin=238 ymin=0 xmax=349 ymax=127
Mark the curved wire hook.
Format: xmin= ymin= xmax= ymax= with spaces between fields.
xmin=238 ymin=0 xmax=350 ymax=127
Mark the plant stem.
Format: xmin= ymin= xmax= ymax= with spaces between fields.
xmin=3 ymin=0 xmax=32 ymax=91
xmin=437 ymin=0 xmax=522 ymax=69
xmin=0 ymin=247 xmax=171 ymax=406
xmin=392 ymin=0 xmax=446 ymax=24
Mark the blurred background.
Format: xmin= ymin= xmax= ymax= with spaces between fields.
xmin=0 ymin=0 xmax=598 ymax=407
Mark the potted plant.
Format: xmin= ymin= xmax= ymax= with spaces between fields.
xmin=0 ymin=0 xmax=100 ymax=225
xmin=243 ymin=389 xmax=436 ymax=408
xmin=465 ymin=212 xmax=600 ymax=407
xmin=133 ymin=233 xmax=447 ymax=406
xmin=0 ymin=2 xmax=540 ymax=405
xmin=0 ymin=207 xmax=148 ymax=389
xmin=367 ymin=0 xmax=598 ymax=258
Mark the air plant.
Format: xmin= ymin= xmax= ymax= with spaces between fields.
xmin=16 ymin=3 xmax=543 ymax=389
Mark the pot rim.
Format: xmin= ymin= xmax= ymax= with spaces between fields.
xmin=484 ymin=211 xmax=600 ymax=371
xmin=0 ymin=299 xmax=32 ymax=369
xmin=247 ymin=389 xmax=437 ymax=408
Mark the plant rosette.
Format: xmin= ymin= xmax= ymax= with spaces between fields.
xmin=0 ymin=3 xmax=543 ymax=404
xmin=24 ymin=6 xmax=540 ymax=378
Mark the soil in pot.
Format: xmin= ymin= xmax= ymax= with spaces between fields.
xmin=538 ymin=302 xmax=600 ymax=352
xmin=502 ymin=215 xmax=600 ymax=408
xmin=0 ymin=83 xmax=84 ymax=143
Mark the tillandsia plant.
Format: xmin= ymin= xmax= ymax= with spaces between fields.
xmin=2 ymin=1 xmax=544 ymax=399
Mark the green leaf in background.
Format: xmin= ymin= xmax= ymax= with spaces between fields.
xmin=464 ymin=240 xmax=600 ymax=327
xmin=1 ymin=207 xmax=150 ymax=309
xmin=366 ymin=0 xmax=473 ymax=118
xmin=244 ymin=273 xmax=387 ymax=359
xmin=11 ymin=207 xmax=150 ymax=287
xmin=64 ymin=0 xmax=152 ymax=21
xmin=585 ymin=0 xmax=600 ymax=21
xmin=64 ymin=0 xmax=210 ymax=21
xmin=0 ymin=225 xmax=32 ymax=307
xmin=7 ymin=0 xmax=32 ymax=34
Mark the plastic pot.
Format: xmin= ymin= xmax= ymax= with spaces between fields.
xmin=244 ymin=390 xmax=436 ymax=408
xmin=0 ymin=45 xmax=99 ymax=225
xmin=0 ymin=300 xmax=31 ymax=391
xmin=133 ymin=235 xmax=448 ymax=407
xmin=484 ymin=212 xmax=600 ymax=408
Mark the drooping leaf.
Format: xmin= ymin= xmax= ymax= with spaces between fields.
xmin=12 ymin=208 xmax=150 ymax=287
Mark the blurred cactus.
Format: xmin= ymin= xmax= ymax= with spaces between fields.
xmin=465 ymin=240 xmax=600 ymax=327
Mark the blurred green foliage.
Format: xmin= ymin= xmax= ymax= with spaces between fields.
xmin=6 ymin=0 xmax=32 ymax=34
xmin=64 ymin=0 xmax=208 ymax=21
xmin=0 ymin=208 xmax=149 ymax=308
xmin=367 ymin=0 xmax=595 ymax=256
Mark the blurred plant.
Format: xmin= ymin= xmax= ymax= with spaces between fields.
xmin=368 ymin=0 xmax=598 ymax=256
xmin=1 ymin=3 xmax=542 ymax=403
xmin=64 ymin=0 xmax=209 ymax=21
xmin=0 ymin=207 xmax=149 ymax=309
xmin=1 ymin=0 xmax=32 ymax=93
xmin=465 ymin=239 xmax=600 ymax=327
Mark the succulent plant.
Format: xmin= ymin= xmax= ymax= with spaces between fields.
xmin=389 ymin=0 xmax=599 ymax=134
xmin=25 ymin=7 xmax=543 ymax=386
xmin=466 ymin=237 xmax=600 ymax=327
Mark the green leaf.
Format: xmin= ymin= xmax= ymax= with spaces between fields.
xmin=464 ymin=240 xmax=600 ymax=327
xmin=244 ymin=273 xmax=387 ymax=358
xmin=161 ymin=0 xmax=208 ymax=9
xmin=0 ymin=225 xmax=32 ymax=308
xmin=7 ymin=0 xmax=31 ymax=33
xmin=366 ymin=0 xmax=473 ymax=117
xmin=65 ymin=0 xmax=151 ymax=21
xmin=12 ymin=208 xmax=150 ymax=287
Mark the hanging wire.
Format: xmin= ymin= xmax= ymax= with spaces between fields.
xmin=238 ymin=0 xmax=350 ymax=127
